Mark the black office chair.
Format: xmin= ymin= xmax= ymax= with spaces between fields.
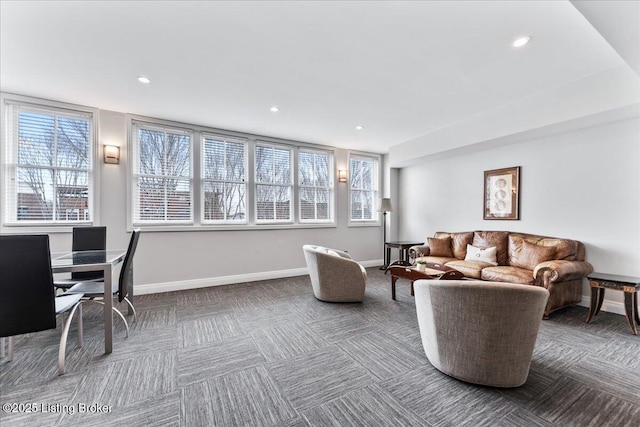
xmin=65 ymin=229 xmax=140 ymax=335
xmin=54 ymin=226 xmax=107 ymax=290
xmin=0 ymin=235 xmax=84 ymax=375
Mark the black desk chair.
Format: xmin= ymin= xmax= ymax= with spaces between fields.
xmin=0 ymin=235 xmax=84 ymax=375
xmin=65 ymin=229 xmax=141 ymax=335
xmin=54 ymin=226 xmax=107 ymax=290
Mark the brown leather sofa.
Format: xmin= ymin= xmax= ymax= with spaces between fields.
xmin=409 ymin=231 xmax=593 ymax=318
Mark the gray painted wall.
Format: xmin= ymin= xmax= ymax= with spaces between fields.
xmin=46 ymin=110 xmax=384 ymax=291
xmin=396 ymin=116 xmax=640 ymax=314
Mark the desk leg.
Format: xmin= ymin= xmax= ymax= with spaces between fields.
xmin=391 ymin=276 xmax=397 ymax=300
xmin=623 ymin=290 xmax=638 ymax=335
xmin=635 ymin=292 xmax=639 ymax=325
xmin=103 ymin=265 xmax=113 ymax=354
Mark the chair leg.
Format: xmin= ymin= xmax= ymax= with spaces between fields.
xmin=124 ymin=297 xmax=137 ymax=322
xmin=58 ymin=302 xmax=82 ymax=375
xmin=81 ymin=300 xmax=130 ymax=338
xmin=7 ymin=336 xmax=14 ymax=362
xmin=77 ymin=303 xmax=84 ymax=347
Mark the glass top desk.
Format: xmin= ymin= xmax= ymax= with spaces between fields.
xmin=52 ymin=250 xmax=127 ymax=354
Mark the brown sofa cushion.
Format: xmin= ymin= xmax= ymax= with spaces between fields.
xmin=428 ymin=237 xmax=453 ymax=257
xmin=473 ymin=231 xmax=509 ymax=265
xmin=509 ymin=236 xmax=557 ymax=270
xmin=417 ymin=256 xmax=459 ymax=265
xmin=445 ymin=260 xmax=492 ymax=279
xmin=537 ymin=238 xmax=576 ymax=260
xmin=434 ymin=232 xmax=474 ymax=259
xmin=511 ymin=233 xmax=578 ymax=261
xmin=481 ymin=266 xmax=535 ymax=285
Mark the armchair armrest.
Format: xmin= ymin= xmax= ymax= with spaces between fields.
xmin=534 ymin=260 xmax=594 ymax=286
xmin=409 ymin=245 xmax=430 ymax=259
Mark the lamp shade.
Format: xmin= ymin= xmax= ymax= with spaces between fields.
xmin=377 ymin=198 xmax=393 ymax=212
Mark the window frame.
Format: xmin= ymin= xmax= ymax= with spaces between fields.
xmin=298 ymin=147 xmax=335 ymax=224
xmin=348 ymin=151 xmax=381 ymax=226
xmin=126 ymin=115 xmax=355 ymax=232
xmin=254 ymin=141 xmax=294 ymax=224
xmin=201 ymin=133 xmax=248 ymax=225
xmin=130 ymin=120 xmax=195 ymax=226
xmin=0 ymin=93 xmax=99 ymax=231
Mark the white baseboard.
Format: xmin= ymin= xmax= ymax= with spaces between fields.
xmin=135 ymin=262 xmax=627 ymax=317
xmin=578 ymin=294 xmax=626 ymax=316
xmin=135 ymin=259 xmax=383 ymax=295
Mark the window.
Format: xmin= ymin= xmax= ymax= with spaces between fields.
xmin=2 ymin=100 xmax=94 ymax=225
xmin=255 ymin=144 xmax=292 ymax=222
xmin=127 ymin=116 xmax=347 ymax=229
xmin=202 ymin=135 xmax=247 ymax=223
xmin=299 ymin=149 xmax=333 ymax=222
xmin=349 ymin=153 xmax=378 ymax=221
xmin=131 ymin=123 xmax=193 ymax=224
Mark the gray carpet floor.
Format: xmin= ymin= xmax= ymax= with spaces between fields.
xmin=1 ymin=268 xmax=639 ymax=426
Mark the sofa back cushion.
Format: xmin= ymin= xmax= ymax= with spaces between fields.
xmin=473 ymin=231 xmax=509 ymax=265
xmin=434 ymin=231 xmax=473 ymax=259
xmin=511 ymin=233 xmax=579 ymax=261
xmin=508 ymin=235 xmax=557 ymax=270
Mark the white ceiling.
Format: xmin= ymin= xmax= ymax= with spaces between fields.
xmin=1 ymin=1 xmax=637 ymax=154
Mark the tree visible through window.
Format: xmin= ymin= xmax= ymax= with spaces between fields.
xmin=4 ymin=104 xmax=93 ymax=224
xmin=299 ymin=150 xmax=332 ymax=222
xmin=132 ymin=125 xmax=192 ymax=223
xmin=350 ymin=154 xmax=377 ymax=221
xmin=255 ymin=144 xmax=292 ymax=222
xmin=202 ymin=135 xmax=247 ymax=222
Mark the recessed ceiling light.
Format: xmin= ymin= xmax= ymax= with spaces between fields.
xmin=512 ymin=36 xmax=531 ymax=48
xmin=137 ymin=76 xmax=151 ymax=84
xmin=270 ymin=106 xmax=279 ymax=112
xmin=355 ymin=125 xmax=364 ymax=130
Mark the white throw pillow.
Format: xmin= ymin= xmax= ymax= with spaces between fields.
xmin=464 ymin=244 xmax=498 ymax=265
xmin=326 ymin=249 xmax=341 ymax=257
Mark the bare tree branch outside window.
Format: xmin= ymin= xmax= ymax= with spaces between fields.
xmin=134 ymin=127 xmax=192 ymax=222
xmin=13 ymin=110 xmax=92 ymax=222
xmin=299 ymin=150 xmax=332 ymax=221
xmin=350 ymin=156 xmax=376 ymax=220
xmin=255 ymin=144 xmax=292 ymax=221
xmin=202 ymin=136 xmax=246 ymax=222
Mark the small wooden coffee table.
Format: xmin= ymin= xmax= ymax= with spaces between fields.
xmin=389 ymin=264 xmax=464 ymax=300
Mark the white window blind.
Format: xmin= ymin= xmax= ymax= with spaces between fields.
xmin=255 ymin=144 xmax=292 ymax=222
xmin=3 ymin=102 xmax=94 ymax=225
xmin=202 ymin=135 xmax=247 ymax=223
xmin=349 ymin=154 xmax=377 ymax=221
xmin=299 ymin=149 xmax=333 ymax=222
xmin=131 ymin=123 xmax=193 ymax=224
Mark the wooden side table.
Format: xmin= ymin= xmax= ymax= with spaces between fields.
xmin=382 ymin=240 xmax=423 ymax=270
xmin=586 ymin=273 xmax=640 ymax=335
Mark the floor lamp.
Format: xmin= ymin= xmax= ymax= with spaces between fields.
xmin=377 ymin=198 xmax=393 ymax=270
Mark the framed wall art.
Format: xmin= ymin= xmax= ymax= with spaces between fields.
xmin=483 ymin=166 xmax=520 ymax=220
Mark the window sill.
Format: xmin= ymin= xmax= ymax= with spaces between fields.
xmin=127 ymin=223 xmax=337 ymax=232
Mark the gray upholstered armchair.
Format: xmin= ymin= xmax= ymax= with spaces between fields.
xmin=414 ymin=279 xmax=549 ymax=387
xmin=302 ymin=245 xmax=367 ymax=302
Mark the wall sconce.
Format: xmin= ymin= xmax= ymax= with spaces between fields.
xmin=338 ymin=170 xmax=347 ymax=183
xmin=103 ymin=145 xmax=120 ymax=164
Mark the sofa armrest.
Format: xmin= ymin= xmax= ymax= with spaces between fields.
xmin=409 ymin=245 xmax=430 ymax=259
xmin=534 ymin=260 xmax=594 ymax=286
